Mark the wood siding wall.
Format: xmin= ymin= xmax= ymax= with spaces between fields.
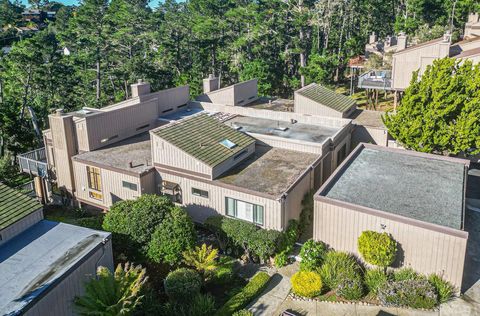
xmin=313 ymin=200 xmax=468 ymax=288
xmin=157 ymin=171 xmax=285 ymax=230
xmin=151 ymin=135 xmax=213 ymax=178
xmin=351 ymin=126 xmax=388 ymax=148
xmin=392 ymin=42 xmax=450 ymax=90
xmin=196 ymin=79 xmax=258 ymax=106
xmin=284 ymin=170 xmax=314 ymax=223
xmin=73 ymin=161 xmax=143 ymax=208
xmin=0 ymin=209 xmax=43 ymax=246
xmin=251 ymin=133 xmax=325 ymax=155
xmin=212 ymin=143 xmax=256 ymax=179
xmin=24 ymin=240 xmax=113 ymax=316
xmin=294 ymin=92 xmax=345 ymax=118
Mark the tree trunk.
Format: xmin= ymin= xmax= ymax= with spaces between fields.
xmin=96 ymin=54 xmax=101 ymax=101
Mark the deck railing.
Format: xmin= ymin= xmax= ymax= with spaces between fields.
xmin=358 ymin=70 xmax=392 ymax=90
xmin=17 ymin=147 xmax=50 ymax=178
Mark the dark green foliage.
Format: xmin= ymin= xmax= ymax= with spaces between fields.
xmin=102 ymin=194 xmax=173 ymax=254
xmin=384 ymin=58 xmax=480 ymax=157
xmin=205 ymin=216 xmax=282 ymax=262
xmin=278 ymin=219 xmax=300 ymax=251
xmin=318 ymin=251 xmax=363 ymax=291
xmin=160 ymin=293 xmax=216 ymax=316
xmin=300 ymin=54 xmax=339 ymax=85
xmin=428 ymin=274 xmax=455 ymax=304
xmin=215 ymin=272 xmax=270 ymax=316
xmin=274 ymin=248 xmax=290 ymax=268
xmin=299 ymin=239 xmax=328 ymax=271
xmin=336 ymin=275 xmax=364 ymax=300
xmin=210 ymin=256 xmax=236 ymax=285
xmin=357 ymin=231 xmax=397 ymax=267
xmin=364 ymin=268 xmax=389 ymax=295
xmin=378 ymin=279 xmax=437 ymax=309
xmin=75 ymin=216 xmax=104 ymax=230
xmin=164 ymin=268 xmax=202 ymax=302
xmin=147 ymin=207 xmax=196 ymax=265
xmin=299 ymin=191 xmax=314 ymax=236
xmin=232 ymin=310 xmax=254 ymax=316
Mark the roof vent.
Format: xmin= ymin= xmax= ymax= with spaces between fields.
xmin=220 ymin=139 xmax=237 ymax=149
xmin=275 ymin=127 xmax=289 ymax=132
xmin=77 ymin=108 xmax=92 ymax=115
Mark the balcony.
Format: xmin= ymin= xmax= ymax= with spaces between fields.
xmin=358 ymin=70 xmax=392 ymax=90
xmin=17 ymin=147 xmax=50 ymax=179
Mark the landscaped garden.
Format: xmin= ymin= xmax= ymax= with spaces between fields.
xmin=48 ymin=194 xmax=312 ymax=315
xmin=290 ymin=231 xmax=456 ymax=310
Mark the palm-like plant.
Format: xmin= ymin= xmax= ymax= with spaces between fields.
xmin=74 ymin=263 xmax=148 ymax=316
xmin=182 ymin=243 xmax=219 ymax=276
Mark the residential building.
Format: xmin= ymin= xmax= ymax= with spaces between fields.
xmin=465 ymin=13 xmax=480 ymax=39
xmin=0 ymin=183 xmax=113 ymax=315
xmin=314 ymin=143 xmax=469 ymax=289
xmin=19 ymin=79 xmax=352 ymax=231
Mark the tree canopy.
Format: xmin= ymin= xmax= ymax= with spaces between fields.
xmin=384 ymin=58 xmax=480 ymax=156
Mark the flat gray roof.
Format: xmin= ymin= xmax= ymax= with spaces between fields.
xmin=223 ymin=116 xmax=340 ymax=144
xmin=246 ymin=97 xmax=294 ymax=112
xmin=350 ymin=109 xmax=386 ymax=129
xmin=217 ymin=145 xmax=318 ymax=197
xmin=321 ymin=146 xmax=467 ymax=229
xmin=0 ymin=220 xmax=110 ymax=315
xmin=74 ymin=133 xmax=153 ymax=174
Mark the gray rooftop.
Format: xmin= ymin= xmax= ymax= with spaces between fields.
xmin=350 ymin=109 xmax=386 ymax=129
xmin=223 ymin=116 xmax=340 ymax=144
xmin=246 ymin=97 xmax=294 ymax=112
xmin=297 ymin=83 xmax=356 ymax=113
xmin=0 ymin=220 xmax=110 ymax=315
xmin=322 ymin=146 xmax=467 ymax=229
xmin=217 ymin=145 xmax=318 ymax=197
xmin=73 ymin=132 xmax=153 ymax=174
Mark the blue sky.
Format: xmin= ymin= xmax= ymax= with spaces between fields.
xmin=20 ymin=0 xmax=165 ymax=8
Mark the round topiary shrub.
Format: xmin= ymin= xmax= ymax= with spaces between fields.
xmin=358 ymin=231 xmax=397 ymax=267
xmin=164 ymin=268 xmax=202 ymax=301
xmin=364 ymin=268 xmax=389 ymax=295
xmin=299 ymin=239 xmax=328 ymax=271
xmin=377 ymin=279 xmax=437 ymax=309
xmin=291 ymin=271 xmax=323 ymax=298
xmin=336 ymin=275 xmax=364 ymax=300
xmin=318 ymin=251 xmax=362 ymax=291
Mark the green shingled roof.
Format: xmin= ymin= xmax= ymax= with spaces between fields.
xmin=297 ymin=83 xmax=356 ymax=113
xmin=154 ymin=113 xmax=255 ymax=167
xmin=0 ymin=182 xmax=42 ymax=230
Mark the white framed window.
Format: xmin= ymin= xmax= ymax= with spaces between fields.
xmin=225 ymin=197 xmax=264 ymax=225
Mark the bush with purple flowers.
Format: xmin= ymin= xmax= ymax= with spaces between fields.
xmin=378 ymin=279 xmax=437 ymax=309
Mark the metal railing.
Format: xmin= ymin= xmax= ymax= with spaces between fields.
xmin=358 ymin=70 xmax=393 ymax=90
xmin=17 ymin=147 xmax=49 ymax=178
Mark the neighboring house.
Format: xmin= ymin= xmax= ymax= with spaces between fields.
xmin=0 ymin=183 xmax=113 ymax=316
xmin=314 ymin=144 xmax=469 ymax=289
xmin=294 ymin=83 xmax=357 ymax=118
xmin=465 ymin=12 xmax=480 ymax=39
xmin=196 ymin=77 xmax=259 ymax=106
xmin=18 ymin=79 xmax=353 ymax=231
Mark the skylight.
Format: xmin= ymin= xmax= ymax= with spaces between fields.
xmin=220 ymin=139 xmax=237 ymax=149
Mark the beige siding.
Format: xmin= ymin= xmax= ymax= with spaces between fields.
xmin=73 ymin=161 xmax=142 ymax=208
xmin=158 ymin=172 xmax=284 ymax=230
xmin=24 ymin=240 xmax=113 ymax=316
xmin=294 ymin=92 xmax=344 ymax=118
xmin=151 ymin=135 xmax=213 ymax=178
xmin=313 ymin=200 xmax=468 ymax=288
xmin=0 ymin=209 xmax=43 ymax=246
xmin=196 ymin=80 xmax=258 ymax=106
xmin=212 ymin=143 xmax=256 ymax=178
xmin=351 ymin=126 xmax=389 ymax=148
xmin=392 ymin=41 xmax=450 ymax=90
xmin=284 ymin=170 xmax=313 ymax=223
xmin=251 ymin=133 xmax=325 ymax=155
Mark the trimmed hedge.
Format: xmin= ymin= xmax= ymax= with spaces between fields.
xmin=378 ymin=279 xmax=437 ymax=309
xmin=164 ymin=268 xmax=202 ymax=302
xmin=291 ymin=271 xmax=323 ymax=298
xmin=215 ymin=272 xmax=271 ymax=316
xmin=358 ymin=231 xmax=397 ymax=267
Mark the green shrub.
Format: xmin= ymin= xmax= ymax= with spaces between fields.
xmin=274 ymin=248 xmax=290 ymax=268
xmin=378 ymin=279 xmax=437 ymax=309
xmin=358 ymin=231 xmax=397 ymax=267
xmin=215 ymin=272 xmax=270 ymax=316
xmin=291 ymin=271 xmax=323 ymax=298
xmin=164 ymin=268 xmax=202 ymax=302
xmin=183 ymin=243 xmax=219 ymax=276
xmin=161 ymin=293 xmax=216 ymax=316
xmin=364 ymin=268 xmax=389 ymax=295
xmin=428 ymin=274 xmax=455 ymax=304
xmin=299 ymin=239 xmax=328 ymax=271
xmin=75 ymin=216 xmax=103 ymax=230
xmin=299 ymin=191 xmax=313 ymax=236
xmin=147 ymin=207 xmax=196 ymax=265
xmin=233 ymin=310 xmax=254 ymax=316
xmin=394 ymin=268 xmax=424 ymax=282
xmin=278 ymin=219 xmax=300 ymax=251
xmin=336 ymin=275 xmax=364 ymax=300
xmin=210 ymin=256 xmax=236 ymax=285
xmin=318 ymin=251 xmax=363 ymax=291
xmin=205 ymin=216 xmax=282 ymax=262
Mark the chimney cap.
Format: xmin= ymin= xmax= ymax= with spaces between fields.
xmin=55 ymin=109 xmax=64 ymax=116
